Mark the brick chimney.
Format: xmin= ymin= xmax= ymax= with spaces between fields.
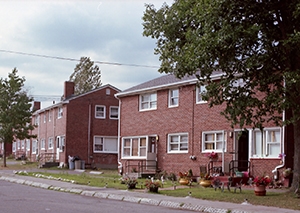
xmin=32 ymin=101 xmax=40 ymax=111
xmin=64 ymin=81 xmax=75 ymax=99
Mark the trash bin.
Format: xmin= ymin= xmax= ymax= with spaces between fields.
xmin=69 ymin=161 xmax=75 ymax=170
xmin=75 ymin=160 xmax=82 ymax=169
xmin=81 ymin=160 xmax=85 ymax=169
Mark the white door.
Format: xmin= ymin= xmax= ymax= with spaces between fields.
xmin=56 ymin=137 xmax=60 ymax=161
xmin=146 ymin=136 xmax=157 ymax=170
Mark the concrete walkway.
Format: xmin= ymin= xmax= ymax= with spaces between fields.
xmin=0 ymin=169 xmax=299 ymax=213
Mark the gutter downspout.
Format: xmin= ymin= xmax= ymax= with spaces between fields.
xmin=87 ymin=103 xmax=91 ymax=164
xmin=116 ymin=95 xmax=123 ymax=175
xmin=272 ymin=109 xmax=285 ymax=180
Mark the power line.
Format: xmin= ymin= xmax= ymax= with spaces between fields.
xmin=0 ymin=49 xmax=160 ymax=69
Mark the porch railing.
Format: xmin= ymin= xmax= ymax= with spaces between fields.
xmin=124 ymin=160 xmax=157 ymax=176
xmin=229 ymin=160 xmax=251 ymax=176
xmin=38 ymin=153 xmax=56 ymax=168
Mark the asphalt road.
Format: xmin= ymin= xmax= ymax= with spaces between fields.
xmin=0 ymin=180 xmax=191 ymax=213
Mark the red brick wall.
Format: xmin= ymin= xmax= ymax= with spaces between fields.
xmin=119 ymin=84 xmax=282 ymax=177
xmin=29 ymin=86 xmax=119 ymax=169
xmin=66 ymin=86 xmax=119 ymax=168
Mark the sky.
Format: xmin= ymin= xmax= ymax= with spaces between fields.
xmin=0 ymin=0 xmax=172 ymax=108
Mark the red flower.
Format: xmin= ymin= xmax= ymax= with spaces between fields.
xmin=206 ymin=152 xmax=218 ymax=159
xmin=253 ymin=175 xmax=272 ymax=186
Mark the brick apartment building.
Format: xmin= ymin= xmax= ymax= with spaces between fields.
xmin=115 ymin=73 xmax=293 ymax=183
xmin=13 ymin=81 xmax=121 ymax=169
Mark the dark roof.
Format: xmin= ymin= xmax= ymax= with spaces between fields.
xmin=116 ymin=71 xmax=223 ymax=97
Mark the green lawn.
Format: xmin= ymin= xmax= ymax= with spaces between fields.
xmin=1 ymin=160 xmax=299 ymax=211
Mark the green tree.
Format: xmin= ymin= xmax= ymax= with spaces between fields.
xmin=143 ymin=0 xmax=300 ymax=191
xmin=69 ymin=57 xmax=102 ymax=95
xmin=0 ymin=68 xmax=36 ymax=167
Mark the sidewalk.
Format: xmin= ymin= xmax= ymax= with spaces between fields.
xmin=0 ymin=169 xmax=298 ymax=213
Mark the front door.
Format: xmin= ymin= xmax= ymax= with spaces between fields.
xmin=56 ymin=137 xmax=60 ymax=161
xmin=236 ymin=131 xmax=249 ymax=171
xmin=146 ymin=136 xmax=157 ymax=170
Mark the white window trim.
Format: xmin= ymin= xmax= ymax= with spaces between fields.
xmin=58 ymin=107 xmax=63 ymax=119
xmin=169 ymin=88 xmax=179 ymax=108
xmin=41 ymin=139 xmax=46 ymax=150
xmin=109 ymin=106 xmax=119 ymax=119
xmin=202 ymin=130 xmax=226 ymax=153
xmin=32 ymin=140 xmax=37 ymax=154
xmin=56 ymin=136 xmax=65 ymax=152
xmin=48 ymin=110 xmax=52 ymax=122
xmin=94 ymin=136 xmax=118 ymax=153
xmin=48 ymin=137 xmax=53 ymax=150
xmin=26 ymin=139 xmax=30 ymax=151
xmin=95 ymin=105 xmax=106 ymax=119
xmin=139 ymin=93 xmax=157 ymax=111
xmin=122 ymin=136 xmax=148 ymax=159
xmin=196 ymin=85 xmax=207 ymax=104
xmin=167 ymin=133 xmax=189 ymax=153
xmin=251 ymin=127 xmax=281 ymax=158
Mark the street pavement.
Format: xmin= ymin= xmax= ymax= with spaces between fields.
xmin=0 ymin=169 xmax=299 ymax=213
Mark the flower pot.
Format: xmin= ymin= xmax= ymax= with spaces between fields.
xmin=179 ymin=178 xmax=189 ymax=185
xmin=149 ymin=187 xmax=159 ymax=193
xmin=199 ymin=180 xmax=211 ymax=188
xmin=254 ymin=185 xmax=266 ymax=196
xmin=127 ymin=183 xmax=136 ymax=189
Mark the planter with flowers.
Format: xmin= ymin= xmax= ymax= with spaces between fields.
xmin=206 ymin=152 xmax=219 ymax=162
xmin=178 ymin=169 xmax=193 ymax=185
xmin=282 ymin=168 xmax=292 ymax=179
xmin=121 ymin=177 xmax=138 ymax=189
xmin=199 ymin=173 xmax=212 ymax=188
xmin=145 ymin=180 xmax=161 ymax=193
xmin=253 ymin=175 xmax=272 ymax=196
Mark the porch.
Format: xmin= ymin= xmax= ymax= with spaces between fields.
xmin=123 ymin=159 xmax=158 ymax=178
xmin=38 ymin=153 xmax=59 ymax=168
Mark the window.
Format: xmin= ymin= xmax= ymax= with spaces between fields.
xmin=48 ymin=137 xmax=53 ymax=149
xmin=17 ymin=140 xmax=20 ymax=150
xmin=122 ymin=137 xmax=147 ymax=158
xmin=202 ymin=131 xmax=226 ymax=152
xmin=95 ymin=105 xmax=106 ymax=118
xmin=12 ymin=142 xmax=16 ymax=152
xmin=32 ymin=140 xmax=37 ymax=154
xmin=43 ymin=113 xmax=46 ymax=123
xmin=57 ymin=136 xmax=65 ymax=152
xmin=26 ymin=139 xmax=30 ymax=151
xmin=196 ymin=85 xmax=207 ymax=103
xmin=21 ymin=140 xmax=25 ymax=149
xmin=106 ymin=88 xmax=111 ymax=95
xmin=168 ymin=133 xmax=188 ymax=153
xmin=252 ymin=128 xmax=281 ymax=158
xmin=49 ymin=111 xmax=52 ymax=122
xmin=110 ymin=106 xmax=119 ymax=119
xmin=41 ymin=139 xmax=45 ymax=150
xmin=34 ymin=115 xmax=39 ymax=126
xmin=58 ymin=107 xmax=63 ymax=118
xmin=140 ymin=93 xmax=157 ymax=111
xmin=94 ymin=136 xmax=118 ymax=153
xmin=169 ymin=89 xmax=179 ymax=107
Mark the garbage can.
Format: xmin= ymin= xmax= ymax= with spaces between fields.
xmin=81 ymin=160 xmax=85 ymax=169
xmin=69 ymin=160 xmax=75 ymax=170
xmin=75 ymin=160 xmax=82 ymax=169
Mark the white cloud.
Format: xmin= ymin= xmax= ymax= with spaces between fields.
xmin=0 ymin=0 xmax=173 ymax=107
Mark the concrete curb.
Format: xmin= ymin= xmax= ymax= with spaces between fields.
xmin=0 ymin=172 xmax=298 ymax=213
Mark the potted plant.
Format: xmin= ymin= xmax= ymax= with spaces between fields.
xmin=199 ymin=173 xmax=212 ymax=187
xmin=122 ymin=177 xmax=138 ymax=189
xmin=178 ymin=170 xmax=192 ymax=185
xmin=206 ymin=152 xmax=218 ymax=161
xmin=253 ymin=175 xmax=272 ymax=196
xmin=145 ymin=179 xmax=161 ymax=193
xmin=282 ymin=168 xmax=292 ymax=178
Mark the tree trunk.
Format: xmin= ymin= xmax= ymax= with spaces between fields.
xmin=291 ymin=119 xmax=300 ymax=192
xmin=3 ymin=143 xmax=7 ymax=167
